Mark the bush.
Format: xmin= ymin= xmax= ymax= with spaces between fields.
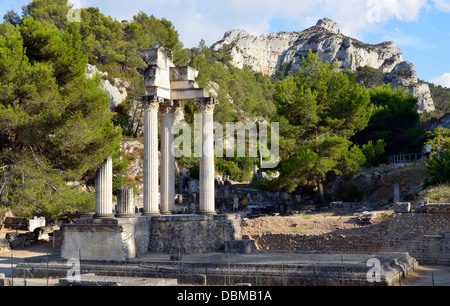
xmin=426 ymin=151 xmax=450 ymax=184
xmin=361 ymin=139 xmax=386 ymax=166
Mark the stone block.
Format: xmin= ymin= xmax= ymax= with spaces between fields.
xmin=138 ymin=48 xmax=175 ymax=70
xmin=170 ymin=80 xmax=199 ymax=90
xmin=330 ymin=202 xmax=343 ymax=209
xmin=28 ymin=216 xmax=46 ymax=232
xmin=34 ymin=225 xmax=60 ymax=241
xmin=6 ymin=232 xmax=34 ymax=249
xmin=171 ymin=88 xmax=209 ymax=100
xmin=140 ymin=66 xmax=171 ymax=90
xmin=225 ymin=240 xmax=256 ymax=254
xmin=395 ymin=202 xmax=411 ymax=213
xmin=144 ymin=86 xmax=171 ymax=100
xmin=170 ymin=66 xmax=198 ymax=82
xmin=0 ymin=239 xmax=10 ymax=253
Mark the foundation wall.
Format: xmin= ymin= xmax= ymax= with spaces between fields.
xmin=61 ymin=214 xmax=242 ymax=261
xmin=247 ymin=213 xmax=450 ymax=265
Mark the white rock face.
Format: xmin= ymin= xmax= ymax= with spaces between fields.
xmin=216 ymin=29 xmax=300 ymax=75
xmin=213 ymin=18 xmax=403 ymax=76
xmin=385 ymin=61 xmax=435 ymax=113
xmin=86 ymin=64 xmax=128 ymax=110
xmin=212 ymin=18 xmax=435 ymax=113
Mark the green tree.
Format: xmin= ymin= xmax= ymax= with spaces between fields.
xmin=354 ymin=66 xmax=385 ymax=88
xmin=352 ymin=85 xmax=423 ymax=157
xmin=425 ymin=126 xmax=450 ymax=154
xmin=0 ymin=19 xmax=122 ymax=219
xmin=22 ymin=0 xmax=70 ymax=30
xmin=272 ymin=50 xmax=371 ymax=207
xmin=3 ymin=10 xmax=21 ymax=26
xmin=426 ymin=152 xmax=450 ymax=184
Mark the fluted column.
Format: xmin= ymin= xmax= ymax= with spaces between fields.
xmin=160 ymin=100 xmax=177 ymax=215
xmin=116 ymin=186 xmax=135 ymax=218
xmin=95 ymin=156 xmax=113 ymax=219
xmin=196 ymin=98 xmax=218 ymax=215
xmin=143 ymin=96 xmax=162 ymax=216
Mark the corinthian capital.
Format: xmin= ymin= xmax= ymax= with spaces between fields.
xmin=160 ymin=100 xmax=180 ymax=114
xmin=140 ymin=95 xmax=165 ymax=111
xmin=195 ymin=97 xmax=219 ymax=113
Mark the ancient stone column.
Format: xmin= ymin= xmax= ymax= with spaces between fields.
xmin=116 ymin=186 xmax=135 ymax=218
xmin=160 ymin=100 xmax=177 ymax=215
xmin=95 ymin=156 xmax=114 ymax=219
xmin=196 ymin=98 xmax=218 ymax=215
xmin=143 ymin=96 xmax=162 ymax=216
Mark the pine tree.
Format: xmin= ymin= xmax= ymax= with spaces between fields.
xmin=272 ymin=50 xmax=371 ymax=207
xmin=0 ymin=19 xmax=122 ymax=219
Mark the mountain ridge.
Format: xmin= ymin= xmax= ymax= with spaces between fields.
xmin=212 ymin=18 xmax=435 ymax=114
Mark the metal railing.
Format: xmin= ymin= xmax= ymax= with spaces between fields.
xmin=387 ymin=153 xmax=427 ymax=165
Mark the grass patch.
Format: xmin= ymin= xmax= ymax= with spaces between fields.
xmin=423 ymin=184 xmax=450 ymax=203
xmin=292 ymin=226 xmax=314 ymax=234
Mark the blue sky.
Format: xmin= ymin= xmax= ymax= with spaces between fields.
xmin=1 ymin=0 xmax=450 ymax=87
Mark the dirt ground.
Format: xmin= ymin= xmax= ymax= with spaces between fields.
xmin=241 ymin=210 xmax=392 ymax=236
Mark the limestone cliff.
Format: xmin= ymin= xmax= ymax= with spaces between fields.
xmin=212 ymin=18 xmax=434 ymax=113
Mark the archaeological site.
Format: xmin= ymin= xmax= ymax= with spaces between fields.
xmin=1 ymin=1 xmax=449 ymax=290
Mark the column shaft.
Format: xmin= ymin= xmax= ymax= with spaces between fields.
xmin=116 ymin=186 xmax=135 ymax=218
xmin=160 ymin=102 xmax=176 ymax=215
xmin=95 ymin=157 xmax=113 ymax=219
xmin=198 ymin=100 xmax=217 ymax=215
xmin=143 ymin=102 xmax=160 ymax=216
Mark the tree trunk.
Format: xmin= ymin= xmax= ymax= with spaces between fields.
xmin=317 ymin=179 xmax=327 ymax=208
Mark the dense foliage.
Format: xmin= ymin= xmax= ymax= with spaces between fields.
xmin=270 ymin=51 xmax=371 ymax=206
xmin=2 ymin=0 xmax=448 ymax=216
xmin=0 ymin=18 xmax=122 ymax=218
xmin=352 ymin=85 xmax=423 ymax=159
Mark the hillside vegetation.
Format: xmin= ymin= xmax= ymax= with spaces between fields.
xmin=1 ymin=0 xmax=449 ymax=219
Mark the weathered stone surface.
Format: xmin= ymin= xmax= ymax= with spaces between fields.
xmin=28 ymin=216 xmax=46 ymax=232
xmin=58 ymin=275 xmax=178 ymax=287
xmin=6 ymin=232 xmax=34 ymax=249
xmin=116 ymin=186 xmax=135 ymax=218
xmin=394 ymin=202 xmax=411 ymax=213
xmin=426 ymin=203 xmax=450 ymax=213
xmin=34 ymin=225 xmax=60 ymax=241
xmin=170 ymin=66 xmax=199 ymax=82
xmin=0 ymin=239 xmax=10 ymax=253
xmin=225 ymin=239 xmax=256 ymax=254
xmin=25 ymin=251 xmax=418 ymax=286
xmin=148 ymin=215 xmax=242 ymax=254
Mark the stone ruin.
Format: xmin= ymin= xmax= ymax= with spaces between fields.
xmin=60 ymin=48 xmax=253 ymax=261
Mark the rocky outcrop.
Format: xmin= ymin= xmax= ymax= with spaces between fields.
xmin=86 ymin=64 xmax=129 ymax=110
xmin=213 ymin=18 xmax=403 ymax=76
xmin=385 ymin=61 xmax=435 ymax=113
xmin=212 ymin=18 xmax=435 ymax=113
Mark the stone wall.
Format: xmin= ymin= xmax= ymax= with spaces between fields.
xmin=148 ymin=214 xmax=241 ymax=254
xmin=247 ymin=213 xmax=450 ymax=265
xmin=382 ymin=213 xmax=450 ymax=265
xmin=61 ymin=214 xmax=242 ymax=261
xmin=247 ymin=233 xmax=384 ymax=253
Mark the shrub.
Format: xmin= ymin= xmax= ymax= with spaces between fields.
xmin=426 ymin=151 xmax=450 ymax=184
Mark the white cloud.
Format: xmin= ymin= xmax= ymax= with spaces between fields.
xmin=81 ymin=0 xmax=433 ymax=47
xmin=383 ymin=27 xmax=436 ymax=49
xmin=430 ymin=73 xmax=450 ymax=88
xmin=432 ymin=0 xmax=450 ymax=12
